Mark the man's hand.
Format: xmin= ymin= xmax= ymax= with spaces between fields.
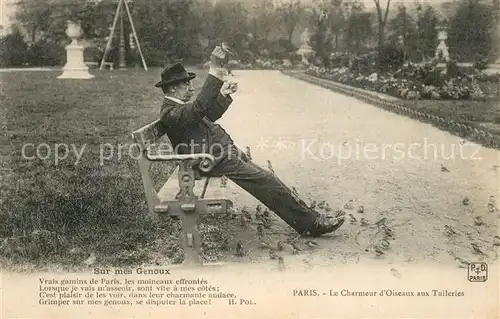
xmin=220 ymin=80 xmax=238 ymax=96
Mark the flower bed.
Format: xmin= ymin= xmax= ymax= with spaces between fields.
xmin=307 ymin=54 xmax=499 ymax=101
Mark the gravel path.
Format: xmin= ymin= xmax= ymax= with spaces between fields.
xmin=204 ymin=70 xmax=500 ymax=267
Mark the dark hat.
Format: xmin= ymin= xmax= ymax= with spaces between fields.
xmin=155 ymin=63 xmax=196 ymax=88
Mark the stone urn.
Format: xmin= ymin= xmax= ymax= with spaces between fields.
xmin=58 ymin=20 xmax=94 ymax=79
xmin=435 ymin=25 xmax=450 ymax=62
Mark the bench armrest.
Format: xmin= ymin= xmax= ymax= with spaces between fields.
xmin=144 ymin=153 xmax=216 ymax=172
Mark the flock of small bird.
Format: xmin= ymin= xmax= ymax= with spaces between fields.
xmin=448 ymin=194 xmax=499 ymax=267
xmin=232 ymin=203 xmax=322 ymax=271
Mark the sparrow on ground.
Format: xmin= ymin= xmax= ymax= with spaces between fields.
xmin=489 ymin=195 xmax=495 ymax=204
xmin=256 ymin=224 xmax=264 ymax=236
xmin=454 ymin=256 xmax=469 ymax=268
xmin=493 ymin=235 xmax=500 ymax=246
xmin=487 ymin=203 xmax=496 ymax=213
xmin=444 ymin=225 xmax=459 ymax=237
xmin=259 ymin=240 xmax=271 ymax=249
xmin=305 ymin=240 xmax=319 ymax=248
xmin=360 ymin=218 xmax=369 ymax=227
xmin=83 ymin=253 xmax=97 ymax=266
xmin=473 ymin=216 xmax=484 ymax=226
xmin=277 ymin=240 xmax=284 ymax=251
xmin=278 ymin=256 xmax=285 ymax=271
xmin=348 ymin=214 xmax=357 ymax=224
xmin=343 ymin=200 xmax=354 ymax=209
xmin=462 ymin=197 xmax=470 ymax=206
xmin=373 ymin=246 xmax=385 ymax=257
xmin=318 ymin=200 xmax=326 ymax=209
xmin=471 ymin=243 xmax=486 ymax=255
xmin=324 ymin=203 xmax=332 ymax=212
xmin=309 ymin=200 xmax=317 ymax=209
xmin=380 ymin=239 xmax=390 ymax=250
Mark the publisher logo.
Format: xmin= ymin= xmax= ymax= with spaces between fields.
xmin=468 ymin=262 xmax=488 ymax=282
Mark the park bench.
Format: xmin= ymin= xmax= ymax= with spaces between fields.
xmin=131 ymin=119 xmax=233 ymax=266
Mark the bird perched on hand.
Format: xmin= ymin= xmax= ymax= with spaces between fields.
xmin=245 ymin=146 xmax=252 ymax=161
xmin=267 ymin=160 xmax=275 ymax=174
xmin=441 ymin=164 xmax=450 ymax=172
xmin=357 ymin=205 xmax=364 ymax=214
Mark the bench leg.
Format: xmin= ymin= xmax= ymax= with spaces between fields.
xmin=179 ymin=212 xmax=203 ymax=266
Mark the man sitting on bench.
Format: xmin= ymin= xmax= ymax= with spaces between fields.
xmin=156 ymin=46 xmax=345 ymax=237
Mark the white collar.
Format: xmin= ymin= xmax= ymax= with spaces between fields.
xmin=164 ymin=95 xmax=185 ymax=105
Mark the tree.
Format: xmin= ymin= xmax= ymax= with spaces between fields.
xmin=15 ymin=0 xmax=54 ymax=43
xmin=345 ymin=10 xmax=373 ymax=54
xmin=250 ymin=0 xmax=279 ymax=43
xmin=325 ymin=0 xmax=345 ymax=50
xmin=212 ymin=2 xmax=249 ymax=55
xmin=416 ymin=5 xmax=438 ymax=61
xmin=277 ymin=0 xmax=304 ymax=42
xmin=387 ymin=4 xmax=417 ymax=61
xmin=373 ymin=0 xmax=391 ymax=49
xmin=447 ymin=0 xmax=496 ymax=62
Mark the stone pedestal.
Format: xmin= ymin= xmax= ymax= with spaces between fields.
xmin=296 ymin=45 xmax=315 ymax=66
xmin=58 ymin=21 xmax=94 ymax=80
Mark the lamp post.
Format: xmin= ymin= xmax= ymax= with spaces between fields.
xmin=416 ymin=4 xmax=421 ymax=62
xmin=118 ymin=6 xmax=126 ymax=70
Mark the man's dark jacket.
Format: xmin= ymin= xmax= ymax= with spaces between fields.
xmin=159 ymin=74 xmax=234 ymax=159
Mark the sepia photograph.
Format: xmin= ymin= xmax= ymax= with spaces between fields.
xmin=0 ymin=0 xmax=499 ymax=317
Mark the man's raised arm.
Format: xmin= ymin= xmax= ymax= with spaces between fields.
xmin=160 ymin=47 xmax=229 ymax=126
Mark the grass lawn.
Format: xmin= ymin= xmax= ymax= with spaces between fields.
xmin=0 ymin=67 xmax=214 ymax=269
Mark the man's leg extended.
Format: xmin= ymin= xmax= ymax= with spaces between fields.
xmin=206 ymin=151 xmax=344 ymax=236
